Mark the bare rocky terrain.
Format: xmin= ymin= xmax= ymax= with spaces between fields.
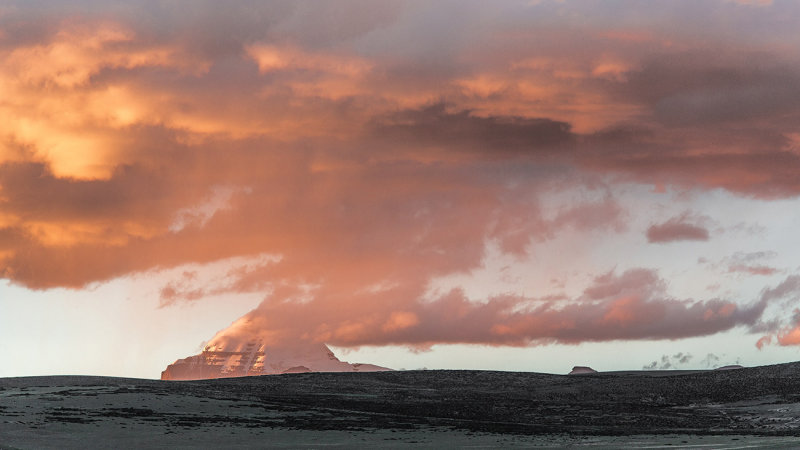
xmin=4 ymin=362 xmax=800 ymax=448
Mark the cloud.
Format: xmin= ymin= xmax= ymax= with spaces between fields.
xmin=755 ymin=335 xmax=772 ymax=349
xmin=699 ymin=251 xmax=781 ymax=277
xmin=700 ymin=353 xmax=721 ymax=368
xmin=646 ymin=215 xmax=710 ymax=243
xmin=750 ymin=276 xmax=800 ymax=348
xmin=198 ymin=268 xmax=768 ymax=351
xmin=724 ymin=251 xmax=780 ymax=276
xmin=1 ymin=1 xmax=799 ymax=355
xmin=727 ymin=0 xmax=772 ymax=6
xmin=0 ymin=18 xmax=210 ymax=179
xmin=156 ymin=254 xmax=281 ymax=307
xmin=369 ymin=103 xmax=575 ymax=158
xmin=759 ymin=275 xmax=800 ymax=304
xmin=247 ymin=44 xmax=372 ymax=76
xmin=621 ymin=51 xmax=800 ymax=127
xmin=777 ymin=322 xmax=800 ymax=346
xmin=643 ymin=352 xmax=693 ymax=370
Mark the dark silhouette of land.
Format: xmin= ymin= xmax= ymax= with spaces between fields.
xmin=3 ymin=362 xmax=800 ymax=448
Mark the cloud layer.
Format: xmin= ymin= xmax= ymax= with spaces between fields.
xmin=2 ymin=1 xmax=800 ymax=353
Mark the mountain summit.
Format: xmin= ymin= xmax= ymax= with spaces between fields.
xmin=161 ymin=341 xmax=390 ymax=380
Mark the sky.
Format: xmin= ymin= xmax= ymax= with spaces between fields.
xmin=2 ymin=0 xmax=800 ymax=379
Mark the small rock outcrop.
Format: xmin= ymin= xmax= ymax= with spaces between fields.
xmin=568 ymin=366 xmax=598 ymax=375
xmin=714 ymin=364 xmax=744 ymax=371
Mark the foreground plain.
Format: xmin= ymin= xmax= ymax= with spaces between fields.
xmin=4 ymin=362 xmax=800 ymax=448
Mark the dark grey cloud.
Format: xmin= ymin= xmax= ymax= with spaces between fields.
xmin=621 ymin=51 xmax=800 ymax=126
xmin=0 ymin=161 xmax=178 ymax=222
xmin=371 ymin=103 xmax=575 ymax=157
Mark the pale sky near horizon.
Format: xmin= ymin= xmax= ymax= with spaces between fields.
xmin=3 ymin=0 xmax=800 ymax=379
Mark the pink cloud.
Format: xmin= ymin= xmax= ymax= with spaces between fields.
xmin=728 ymin=265 xmax=778 ymax=276
xmin=647 ymin=215 xmax=710 ymax=243
xmin=755 ymin=335 xmax=772 ymax=349
xmin=747 ymin=277 xmax=800 ymax=348
xmin=699 ymin=251 xmax=781 ymax=277
xmin=196 ymin=269 xmax=767 ymax=351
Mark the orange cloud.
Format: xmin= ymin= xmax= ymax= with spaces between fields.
xmin=247 ymin=44 xmax=372 ymax=76
xmin=0 ymin=20 xmax=208 ymax=179
xmin=382 ymin=312 xmax=420 ymax=333
xmin=778 ymin=326 xmax=800 ymax=346
xmin=4 ymin=22 xmax=202 ymax=87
